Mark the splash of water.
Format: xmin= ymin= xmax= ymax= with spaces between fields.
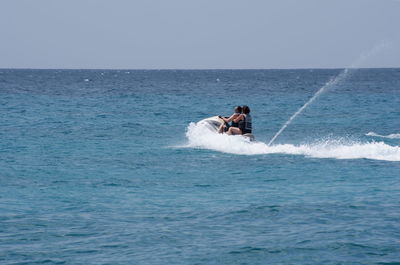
xmin=267 ymin=42 xmax=390 ymax=146
xmin=267 ymin=69 xmax=351 ymax=146
xmin=182 ymin=122 xmax=400 ymax=161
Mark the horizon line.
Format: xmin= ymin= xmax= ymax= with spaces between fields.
xmin=1 ymin=66 xmax=400 ymax=71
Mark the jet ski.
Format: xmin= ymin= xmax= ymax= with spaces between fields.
xmin=198 ymin=116 xmax=255 ymax=141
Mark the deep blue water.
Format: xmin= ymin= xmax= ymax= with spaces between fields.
xmin=1 ymin=69 xmax=399 ymax=264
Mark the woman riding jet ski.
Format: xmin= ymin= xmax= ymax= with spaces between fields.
xmin=218 ymin=106 xmax=242 ymax=133
xmin=198 ymin=105 xmax=255 ymax=141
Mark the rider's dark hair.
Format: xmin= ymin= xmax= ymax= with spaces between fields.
xmin=242 ymin=105 xmax=250 ymax=114
xmin=235 ymin=106 xmax=243 ymax=113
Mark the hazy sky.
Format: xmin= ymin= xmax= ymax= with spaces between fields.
xmin=1 ymin=0 xmax=399 ymax=69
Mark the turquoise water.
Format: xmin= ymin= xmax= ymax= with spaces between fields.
xmin=1 ymin=69 xmax=399 ymax=264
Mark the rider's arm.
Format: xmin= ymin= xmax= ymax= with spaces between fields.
xmin=226 ymin=113 xmax=239 ymax=122
xmin=233 ymin=114 xmax=244 ymax=123
xmin=221 ymin=113 xmax=238 ymax=122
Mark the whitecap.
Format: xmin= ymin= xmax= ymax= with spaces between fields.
xmin=366 ymin=132 xmax=400 ymax=139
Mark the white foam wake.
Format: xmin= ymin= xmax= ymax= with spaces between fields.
xmin=366 ymin=132 xmax=400 ymax=139
xmin=184 ymin=123 xmax=400 ymax=162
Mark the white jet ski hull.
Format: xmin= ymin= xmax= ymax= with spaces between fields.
xmin=198 ymin=116 xmax=255 ymax=141
xmin=198 ymin=116 xmax=225 ymax=132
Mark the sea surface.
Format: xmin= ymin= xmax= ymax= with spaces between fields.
xmin=1 ymin=69 xmax=399 ymax=264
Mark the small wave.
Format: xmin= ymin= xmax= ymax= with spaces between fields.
xmin=184 ymin=123 xmax=400 ymax=161
xmin=366 ymin=132 xmax=400 ymax=139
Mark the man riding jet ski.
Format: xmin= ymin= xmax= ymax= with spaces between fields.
xmin=198 ymin=105 xmax=255 ymax=141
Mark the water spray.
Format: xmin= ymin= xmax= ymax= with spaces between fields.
xmin=267 ymin=42 xmax=389 ymax=146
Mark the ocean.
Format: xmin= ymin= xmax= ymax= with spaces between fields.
xmin=1 ymin=69 xmax=399 ymax=264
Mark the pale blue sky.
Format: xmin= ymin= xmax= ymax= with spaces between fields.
xmin=1 ymin=0 xmax=399 ymax=69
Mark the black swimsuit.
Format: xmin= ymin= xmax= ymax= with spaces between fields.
xmin=224 ymin=113 xmax=240 ymax=131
